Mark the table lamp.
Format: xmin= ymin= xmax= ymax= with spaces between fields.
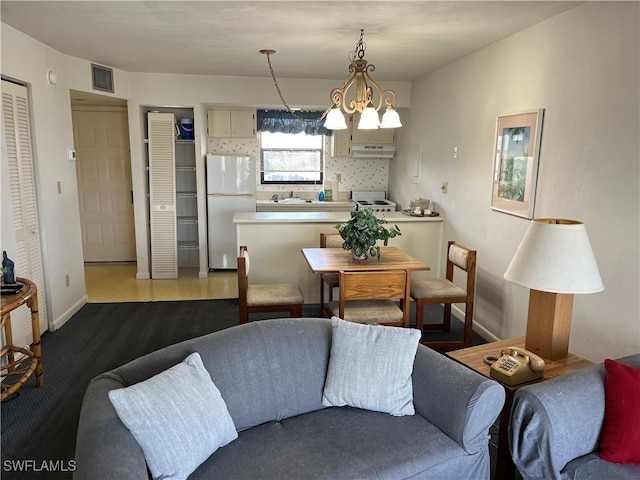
xmin=504 ymin=219 xmax=604 ymax=360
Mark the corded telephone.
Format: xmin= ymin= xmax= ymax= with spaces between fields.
xmin=489 ymin=347 xmax=545 ymax=386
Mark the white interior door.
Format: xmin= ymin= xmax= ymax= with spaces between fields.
xmin=1 ymin=79 xmax=48 ymax=339
xmin=72 ymin=107 xmax=135 ymax=262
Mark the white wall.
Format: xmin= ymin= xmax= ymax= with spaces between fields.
xmin=1 ymin=24 xmax=131 ymax=329
xmin=390 ymin=2 xmax=640 ymax=362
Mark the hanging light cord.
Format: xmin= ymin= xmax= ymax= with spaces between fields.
xmin=262 ymin=50 xmax=332 ymax=123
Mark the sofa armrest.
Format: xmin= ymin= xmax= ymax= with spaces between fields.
xmin=412 ymin=345 xmax=505 ymax=453
xmin=74 ymin=373 xmax=149 ymax=480
xmin=509 ymin=365 xmax=607 ymax=480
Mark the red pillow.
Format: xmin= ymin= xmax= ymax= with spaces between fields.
xmin=599 ymin=359 xmax=640 ymax=465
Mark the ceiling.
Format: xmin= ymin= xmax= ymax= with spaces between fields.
xmin=2 ymin=1 xmax=580 ymax=83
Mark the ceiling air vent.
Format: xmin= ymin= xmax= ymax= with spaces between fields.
xmin=91 ymin=63 xmax=114 ymax=93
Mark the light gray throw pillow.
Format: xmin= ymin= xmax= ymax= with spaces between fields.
xmin=108 ymin=352 xmax=237 ymax=480
xmin=322 ymin=316 xmax=421 ymax=416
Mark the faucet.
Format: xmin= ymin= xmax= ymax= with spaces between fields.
xmin=290 ymin=190 xmax=295 ymax=199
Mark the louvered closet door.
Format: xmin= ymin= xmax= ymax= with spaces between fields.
xmin=1 ymin=80 xmax=48 ymax=339
xmin=148 ymin=112 xmax=177 ymax=279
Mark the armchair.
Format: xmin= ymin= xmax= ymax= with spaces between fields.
xmin=510 ymin=354 xmax=640 ymax=480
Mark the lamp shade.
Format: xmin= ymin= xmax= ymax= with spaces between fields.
xmin=324 ymin=107 xmax=348 ymax=130
xmin=380 ymin=107 xmax=402 ymax=129
xmin=358 ymin=105 xmax=381 ymax=129
xmin=504 ymin=219 xmax=604 ymax=294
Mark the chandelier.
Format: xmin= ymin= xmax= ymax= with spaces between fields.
xmin=325 ymin=29 xmax=402 ymax=130
xmin=260 ymin=29 xmax=401 ymax=131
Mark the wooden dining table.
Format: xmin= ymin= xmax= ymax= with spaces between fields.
xmin=302 ymin=246 xmax=430 ymax=318
xmin=301 ymin=246 xmax=430 ymax=274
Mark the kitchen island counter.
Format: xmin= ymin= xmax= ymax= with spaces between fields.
xmin=234 ymin=211 xmax=444 ymax=224
xmin=233 ymin=212 xmax=444 ymax=305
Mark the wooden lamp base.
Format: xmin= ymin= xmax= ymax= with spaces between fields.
xmin=524 ymin=289 xmax=574 ymax=361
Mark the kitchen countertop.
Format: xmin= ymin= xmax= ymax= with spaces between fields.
xmin=234 ymin=211 xmax=444 ymax=224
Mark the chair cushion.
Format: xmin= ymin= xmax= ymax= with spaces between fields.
xmin=241 ymin=249 xmax=250 ymax=275
xmin=411 ymin=278 xmax=466 ymax=299
xmin=322 ymin=272 xmax=339 ymax=286
xmin=108 ymin=352 xmax=238 ymax=480
xmin=449 ymin=244 xmax=469 ymax=269
xmin=247 ymin=283 xmax=303 ymax=306
xmin=327 ymin=300 xmax=403 ymax=324
xmin=600 ymin=359 xmax=640 ymax=465
xmin=324 ymin=236 xmax=344 ymax=248
xmin=322 ymin=317 xmax=421 ymax=416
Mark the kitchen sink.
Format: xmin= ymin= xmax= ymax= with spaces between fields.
xmin=274 ymin=198 xmax=312 ymax=203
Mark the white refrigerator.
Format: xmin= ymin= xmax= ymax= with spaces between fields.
xmin=206 ymin=154 xmax=256 ymax=269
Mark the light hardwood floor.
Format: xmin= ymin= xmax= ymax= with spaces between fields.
xmin=84 ymin=263 xmax=238 ymax=303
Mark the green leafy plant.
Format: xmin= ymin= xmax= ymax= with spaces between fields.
xmin=335 ymin=209 xmax=401 ymax=260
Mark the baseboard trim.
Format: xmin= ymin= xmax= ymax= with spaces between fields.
xmin=50 ymin=295 xmax=87 ymax=331
xmin=451 ymin=304 xmax=500 ymax=343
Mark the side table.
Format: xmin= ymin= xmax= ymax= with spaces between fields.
xmin=447 ymin=337 xmax=593 ymax=480
xmin=1 ymin=277 xmax=44 ymax=401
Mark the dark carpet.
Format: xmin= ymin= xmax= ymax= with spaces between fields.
xmin=1 ymin=300 xmax=487 ymax=479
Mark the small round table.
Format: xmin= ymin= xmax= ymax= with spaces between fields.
xmin=1 ymin=277 xmax=44 ymax=401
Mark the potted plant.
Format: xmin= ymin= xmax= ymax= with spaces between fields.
xmin=335 ymin=209 xmax=401 ymax=260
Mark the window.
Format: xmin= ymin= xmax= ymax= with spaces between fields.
xmin=260 ymin=131 xmax=324 ymax=184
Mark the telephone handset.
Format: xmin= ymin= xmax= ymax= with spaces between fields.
xmin=489 ymin=347 xmax=546 ymax=386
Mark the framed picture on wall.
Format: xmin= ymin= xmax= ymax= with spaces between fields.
xmin=490 ymin=109 xmax=544 ymax=219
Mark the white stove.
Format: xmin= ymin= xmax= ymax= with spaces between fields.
xmin=351 ymin=190 xmax=397 ymax=212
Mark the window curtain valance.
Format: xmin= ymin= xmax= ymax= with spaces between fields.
xmin=257 ymin=110 xmax=331 ymax=136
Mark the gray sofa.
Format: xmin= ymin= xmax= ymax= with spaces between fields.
xmin=75 ymin=317 xmax=505 ymax=479
xmin=510 ymin=354 xmax=640 ymax=480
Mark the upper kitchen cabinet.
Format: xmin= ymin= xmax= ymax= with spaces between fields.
xmin=350 ymin=113 xmax=396 ymax=145
xmin=330 ymin=127 xmax=351 ymax=157
xmin=207 ymin=109 xmax=256 ymax=138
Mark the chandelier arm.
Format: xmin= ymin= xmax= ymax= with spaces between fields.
xmin=363 ymin=66 xmax=394 ymax=112
xmin=330 ymin=68 xmax=354 ymax=107
xmin=333 ymin=74 xmax=359 ymax=115
xmin=380 ymin=89 xmax=397 ymax=108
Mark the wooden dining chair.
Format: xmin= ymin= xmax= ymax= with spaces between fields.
xmin=410 ymin=241 xmax=477 ymax=350
xmin=319 ymin=233 xmax=344 ymax=316
xmin=327 ymin=270 xmax=411 ymax=327
xmin=237 ymin=246 xmax=304 ymax=324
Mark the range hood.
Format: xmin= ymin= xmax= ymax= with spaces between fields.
xmin=351 ymin=145 xmax=396 ymax=159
